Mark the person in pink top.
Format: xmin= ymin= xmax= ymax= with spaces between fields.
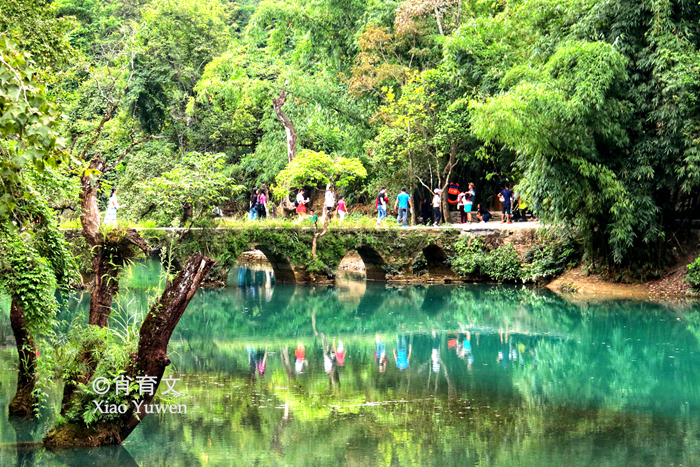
xmin=336 ymin=196 xmax=347 ymax=221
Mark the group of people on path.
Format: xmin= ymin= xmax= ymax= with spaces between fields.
xmin=243 ymin=180 xmax=532 ymax=226
xmin=376 ymin=181 xmax=536 ymax=227
xmin=376 ymin=187 xmax=414 ymax=227
xmin=294 ymin=189 xmax=347 ymax=223
xmin=376 ymin=184 xmax=489 ymax=227
xmin=248 ymin=187 xmax=270 ymax=221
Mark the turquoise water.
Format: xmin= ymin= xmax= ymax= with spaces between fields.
xmin=1 ymin=261 xmax=700 ymax=466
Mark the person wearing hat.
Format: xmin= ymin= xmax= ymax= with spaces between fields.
xmin=432 ymin=188 xmax=442 ymax=226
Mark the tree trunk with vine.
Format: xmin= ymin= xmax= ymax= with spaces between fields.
xmin=8 ymin=298 xmax=38 ymax=417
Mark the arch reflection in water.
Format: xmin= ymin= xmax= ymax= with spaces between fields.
xmin=236 ymin=265 xmax=275 ymax=303
xmin=3 ymin=260 xmax=700 ymax=466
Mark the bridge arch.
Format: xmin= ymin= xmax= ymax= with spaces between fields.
xmin=355 ymin=244 xmax=388 ymax=281
xmin=252 ymin=245 xmax=298 ymax=283
xmin=422 ymin=244 xmax=453 ymax=277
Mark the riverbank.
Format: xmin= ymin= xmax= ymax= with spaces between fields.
xmin=548 ymin=259 xmax=695 ymax=300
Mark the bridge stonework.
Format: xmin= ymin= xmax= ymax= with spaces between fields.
xmin=168 ymin=225 xmax=538 ymax=284
xmin=63 ymin=225 xmax=539 ymax=285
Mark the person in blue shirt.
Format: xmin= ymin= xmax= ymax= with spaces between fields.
xmin=394 ymin=188 xmax=413 ymax=227
xmin=499 ymin=184 xmax=514 ymax=224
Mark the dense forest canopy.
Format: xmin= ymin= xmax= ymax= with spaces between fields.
xmin=3 ymin=0 xmax=700 ymax=271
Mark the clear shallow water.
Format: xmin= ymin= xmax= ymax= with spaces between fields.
xmin=1 ymin=262 xmax=700 ymax=466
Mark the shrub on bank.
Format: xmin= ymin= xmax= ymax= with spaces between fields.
xmin=450 ymin=232 xmax=580 ymax=283
xmin=523 ymin=234 xmax=581 ymax=283
xmin=686 ymin=257 xmax=700 ymax=288
xmin=451 ymin=237 xmax=522 ymax=283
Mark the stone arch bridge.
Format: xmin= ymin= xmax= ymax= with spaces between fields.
xmin=161 ymin=225 xmax=537 ymax=284
xmin=63 ymin=225 xmax=537 ymax=284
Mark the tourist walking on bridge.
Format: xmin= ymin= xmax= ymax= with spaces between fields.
xmin=457 ymin=190 xmax=467 ymax=223
xmin=258 ymin=189 xmax=268 ymax=220
xmin=499 ymin=184 xmax=513 ymax=224
xmin=420 ymin=198 xmax=431 ymax=225
xmin=295 ymin=189 xmax=309 ymax=222
xmin=248 ymin=188 xmax=259 ymax=221
xmin=324 ymin=187 xmax=335 ymax=220
xmin=394 ymin=188 xmax=412 ymax=227
xmin=336 ymin=196 xmax=347 ymax=221
xmin=432 ymin=189 xmax=442 ymax=226
xmin=466 ymin=183 xmax=476 ymax=222
xmin=376 ymin=187 xmax=388 ymax=227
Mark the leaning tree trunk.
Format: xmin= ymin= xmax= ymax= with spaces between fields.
xmin=79 ymin=157 xmax=107 ymax=249
xmin=272 ymin=90 xmax=297 ymax=163
xmin=63 ymin=230 xmax=147 ymax=414
xmin=44 ymin=253 xmax=216 ymax=448
xmin=8 ymin=298 xmax=38 ymax=417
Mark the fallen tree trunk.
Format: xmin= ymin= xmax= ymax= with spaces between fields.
xmin=8 ymin=298 xmax=38 ymax=417
xmin=44 ymin=252 xmax=216 ymax=448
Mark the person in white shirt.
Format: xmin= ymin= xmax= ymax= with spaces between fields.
xmin=432 ymin=188 xmax=442 ymax=226
xmin=295 ymin=189 xmax=309 ymax=222
xmin=104 ymin=188 xmax=121 ymax=225
xmin=324 ymin=187 xmax=335 ymax=220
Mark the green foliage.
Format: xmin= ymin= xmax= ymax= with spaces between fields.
xmin=0 ymin=229 xmax=58 ymax=334
xmin=274 ymin=149 xmax=367 ymax=198
xmin=451 ymin=237 xmax=521 ymax=283
xmin=481 ymin=243 xmax=522 ymax=283
xmin=451 ymin=236 xmax=484 ymax=277
xmin=0 ymin=189 xmax=77 ymax=333
xmin=470 ymin=40 xmax=632 ymax=263
xmin=54 ymin=322 xmax=139 ymax=426
xmin=686 ymin=257 xmax=700 ymax=289
xmin=128 ymin=152 xmax=242 ymax=226
xmin=452 ymin=233 xmax=580 ymax=284
xmin=0 ymin=37 xmax=66 ymax=216
xmin=0 ymin=0 xmax=76 ymax=71
xmin=523 ymin=232 xmax=581 ymax=283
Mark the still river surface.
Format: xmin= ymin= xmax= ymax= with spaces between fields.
xmin=1 ymin=261 xmax=700 ymax=466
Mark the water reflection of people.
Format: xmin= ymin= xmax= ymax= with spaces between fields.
xmin=322 ymin=334 xmax=339 ymax=387
xmin=376 ymin=334 xmax=387 ymax=373
xmin=294 ymin=342 xmax=307 ymax=374
xmin=335 ymin=339 xmax=346 ymax=366
xmin=394 ymin=333 xmax=412 ymax=371
xmin=456 ymin=331 xmax=474 ymax=369
xmin=247 ymin=345 xmax=268 ymax=380
xmin=431 ymin=331 xmax=441 ymax=373
xmin=497 ymin=331 xmax=510 ymax=368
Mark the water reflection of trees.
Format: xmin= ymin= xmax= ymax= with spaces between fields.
xmin=5 ymin=262 xmax=700 ymax=466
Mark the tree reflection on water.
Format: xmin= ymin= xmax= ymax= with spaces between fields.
xmin=1 ymin=262 xmax=700 ymax=466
